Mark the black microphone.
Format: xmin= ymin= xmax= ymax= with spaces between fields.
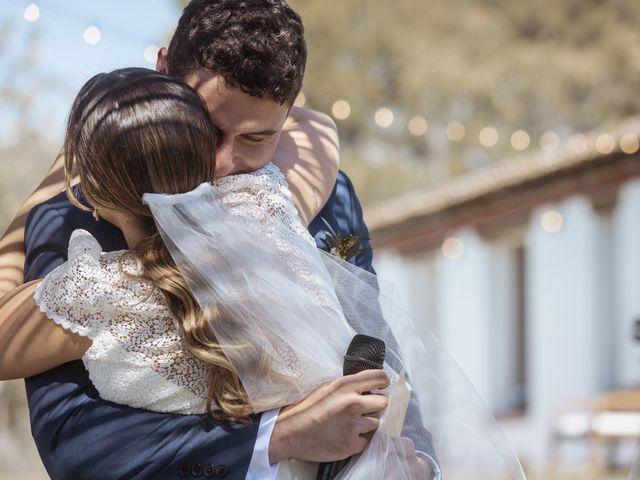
xmin=316 ymin=334 xmax=386 ymax=480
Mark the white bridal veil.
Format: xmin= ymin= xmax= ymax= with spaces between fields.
xmin=144 ymin=174 xmax=526 ymax=480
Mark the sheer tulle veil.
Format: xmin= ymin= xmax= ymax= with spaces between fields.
xmin=143 ymin=172 xmax=527 ymax=480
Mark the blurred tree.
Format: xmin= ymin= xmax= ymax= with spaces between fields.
xmin=181 ymin=0 xmax=640 ymax=203
xmin=0 ymin=21 xmax=63 ymax=233
xmin=0 ymin=20 xmax=67 ymax=479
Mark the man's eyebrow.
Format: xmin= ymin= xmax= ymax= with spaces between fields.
xmin=241 ymin=129 xmax=278 ymax=137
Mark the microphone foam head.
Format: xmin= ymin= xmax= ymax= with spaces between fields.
xmin=343 ymin=334 xmax=386 ymax=375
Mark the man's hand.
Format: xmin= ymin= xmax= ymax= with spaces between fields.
xmin=339 ymin=436 xmax=434 ymax=480
xmin=269 ymin=369 xmax=390 ymax=463
xmin=385 ymin=436 xmax=435 ymax=479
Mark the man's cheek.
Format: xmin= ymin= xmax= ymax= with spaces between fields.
xmin=248 ymin=145 xmax=278 ymax=169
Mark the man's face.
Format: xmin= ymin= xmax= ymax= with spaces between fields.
xmin=183 ymin=68 xmax=290 ymax=178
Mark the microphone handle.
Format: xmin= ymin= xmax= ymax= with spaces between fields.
xmin=316 ymin=336 xmax=386 ymax=480
xmin=316 ymin=458 xmax=351 ymax=480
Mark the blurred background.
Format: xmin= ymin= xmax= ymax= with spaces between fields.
xmin=1 ymin=0 xmax=640 ymax=478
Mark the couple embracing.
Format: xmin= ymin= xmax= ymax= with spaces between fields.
xmin=0 ymin=1 xmax=524 ymax=479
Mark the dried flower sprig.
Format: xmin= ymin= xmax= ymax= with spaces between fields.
xmin=319 ymin=217 xmax=371 ymax=261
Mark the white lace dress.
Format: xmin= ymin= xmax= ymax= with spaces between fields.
xmin=34 ymin=163 xmax=316 ymax=415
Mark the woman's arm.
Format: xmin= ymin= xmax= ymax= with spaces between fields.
xmin=0 ymin=280 xmax=89 ymax=380
xmin=273 ymin=107 xmax=340 ymax=226
xmin=0 ymin=154 xmax=67 ymax=297
xmin=0 ymin=154 xmax=86 ymax=380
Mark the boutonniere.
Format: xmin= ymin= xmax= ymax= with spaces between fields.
xmin=320 ymin=218 xmax=371 ymax=262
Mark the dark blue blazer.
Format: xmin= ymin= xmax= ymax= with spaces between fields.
xmin=23 ymin=171 xmax=374 ymax=480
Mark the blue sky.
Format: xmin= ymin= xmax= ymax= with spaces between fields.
xmin=0 ymin=0 xmax=181 ymax=143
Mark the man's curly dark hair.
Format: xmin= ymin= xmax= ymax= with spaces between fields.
xmin=167 ymin=0 xmax=306 ymax=106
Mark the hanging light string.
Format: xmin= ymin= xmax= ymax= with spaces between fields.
xmin=4 ymin=0 xmax=161 ymax=62
xmin=6 ymin=0 xmax=640 ymax=155
xmin=315 ymin=96 xmax=639 ymax=154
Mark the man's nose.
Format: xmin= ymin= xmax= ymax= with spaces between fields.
xmin=214 ymin=140 xmax=236 ymax=177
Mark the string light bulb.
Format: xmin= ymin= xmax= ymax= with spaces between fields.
xmin=541 ymin=210 xmax=564 ymax=234
xmin=446 ymin=121 xmax=465 ymax=141
xmin=442 ymin=237 xmax=464 ymax=260
xmin=620 ymin=133 xmax=639 ymax=154
xmin=374 ymin=108 xmax=394 ymax=128
xmin=540 ymin=131 xmax=560 ymax=152
xmin=567 ymin=134 xmax=588 ymax=154
xmin=331 ymin=100 xmax=351 ymax=120
xmin=83 ymin=25 xmax=102 ymax=45
xmin=511 ymin=130 xmax=530 ymax=151
xmin=24 ymin=3 xmax=40 ymax=22
xmin=408 ymin=116 xmax=428 ymax=136
xmin=595 ymin=133 xmax=616 ymax=154
xmin=479 ymin=127 xmax=498 ymax=147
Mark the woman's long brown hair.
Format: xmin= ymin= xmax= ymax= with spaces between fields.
xmin=63 ymin=67 xmax=252 ymax=422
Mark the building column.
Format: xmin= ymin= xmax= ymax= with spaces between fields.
xmin=613 ymin=178 xmax=640 ymax=387
xmin=526 ymin=195 xmax=605 ymax=460
xmin=435 ymin=228 xmax=496 ymax=407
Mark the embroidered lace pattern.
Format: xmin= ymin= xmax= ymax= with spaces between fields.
xmin=215 ymin=163 xmax=333 ymax=307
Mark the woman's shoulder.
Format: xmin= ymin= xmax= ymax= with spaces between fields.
xmin=67 ymin=229 xmax=139 ymax=276
xmin=68 ymin=229 xmax=105 ymax=260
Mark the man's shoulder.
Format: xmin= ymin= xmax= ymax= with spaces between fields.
xmin=309 ymin=170 xmax=364 ymax=244
xmin=317 ymin=170 xmax=358 ymax=217
xmin=25 ymin=191 xmax=78 ymax=251
xmin=309 ymin=170 xmax=374 ymax=273
xmin=331 ymin=170 xmax=356 ymax=202
xmin=26 ymin=190 xmax=76 ymax=224
xmin=24 ymin=189 xmax=126 ymax=281
xmin=25 ymin=190 xmax=95 ymax=252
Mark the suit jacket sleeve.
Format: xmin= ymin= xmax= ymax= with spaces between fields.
xmin=24 ymin=198 xmax=260 ymax=480
xmin=309 ymin=171 xmax=374 ymax=274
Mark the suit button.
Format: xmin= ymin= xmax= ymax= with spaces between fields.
xmin=178 ymin=463 xmax=191 ymax=477
xmin=204 ymin=464 xmax=216 ymax=477
xmin=191 ymin=463 xmax=204 ymax=477
xmin=215 ymin=465 xmax=229 ymax=477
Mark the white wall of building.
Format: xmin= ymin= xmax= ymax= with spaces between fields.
xmin=524 ymin=196 xmax=607 ymax=461
xmin=613 ymin=178 xmax=640 ymax=388
xmin=374 ymin=250 xmax=440 ymax=341
xmin=373 ymin=182 xmax=640 ymax=469
xmin=375 ymin=229 xmax=522 ymax=414
xmin=434 ymin=229 xmax=497 ymax=408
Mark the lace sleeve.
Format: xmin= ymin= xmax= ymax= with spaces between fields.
xmin=34 ymin=229 xmax=109 ymax=337
xmin=34 ymin=229 xmax=210 ymax=413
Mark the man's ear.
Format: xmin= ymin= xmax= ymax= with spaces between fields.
xmin=156 ymin=47 xmax=169 ymax=74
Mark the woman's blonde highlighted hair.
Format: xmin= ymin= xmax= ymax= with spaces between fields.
xmin=63 ymin=67 xmax=253 ymax=422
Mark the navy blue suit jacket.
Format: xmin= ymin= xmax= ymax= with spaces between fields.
xmin=23 ymin=171 xmax=374 ymax=480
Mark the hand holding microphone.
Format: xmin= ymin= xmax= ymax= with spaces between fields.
xmin=269 ymin=335 xmax=388 ymax=466
xmin=316 ymin=334 xmax=387 ymax=480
